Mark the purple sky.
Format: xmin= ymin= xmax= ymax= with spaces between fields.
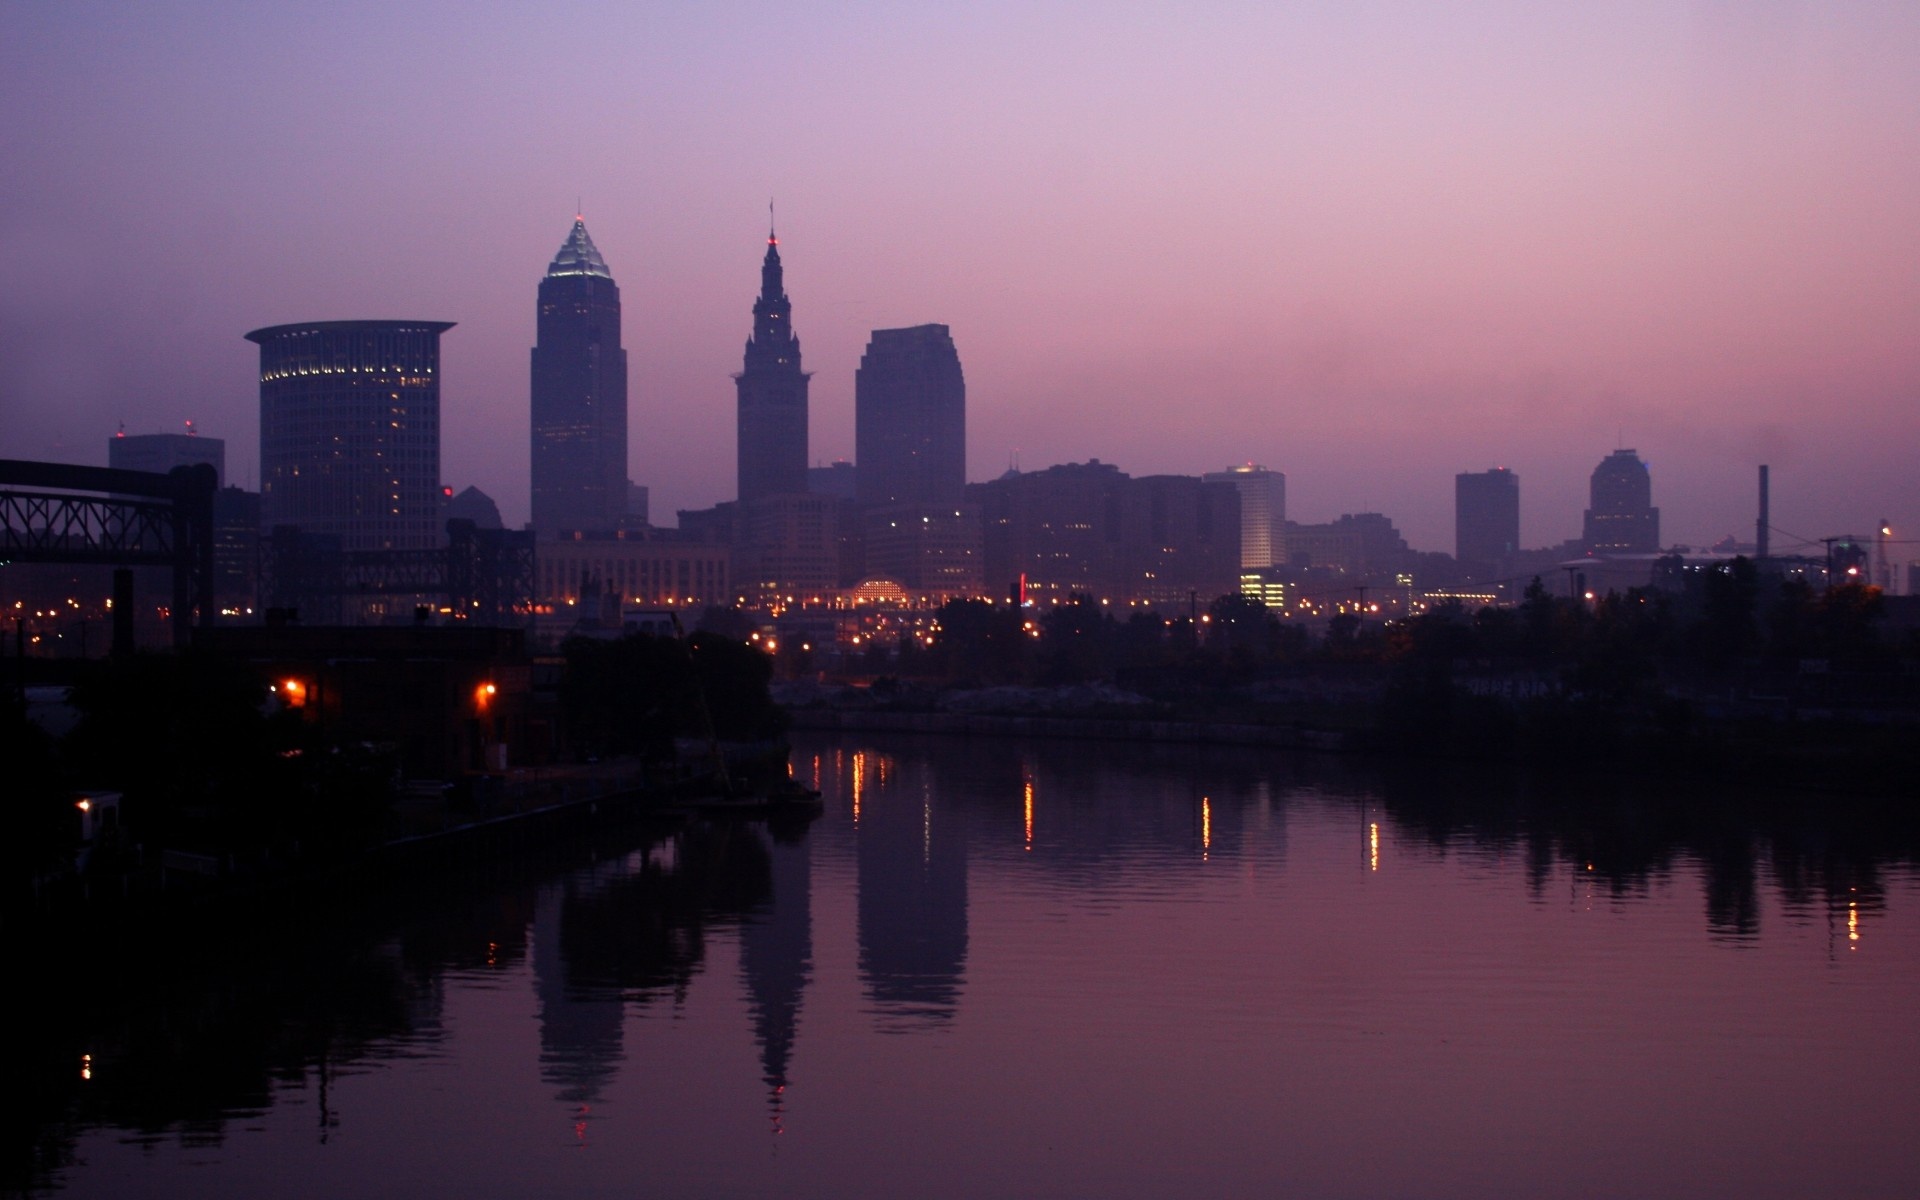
xmin=4 ymin=2 xmax=1916 ymax=560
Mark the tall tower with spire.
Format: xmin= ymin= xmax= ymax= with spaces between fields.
xmin=531 ymin=217 xmax=628 ymax=534
xmin=735 ymin=221 xmax=810 ymax=502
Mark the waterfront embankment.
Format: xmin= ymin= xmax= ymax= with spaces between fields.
xmin=787 ymin=706 xmax=1353 ymax=750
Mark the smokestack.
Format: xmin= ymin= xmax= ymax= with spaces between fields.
xmin=1756 ymin=465 xmax=1770 ymax=561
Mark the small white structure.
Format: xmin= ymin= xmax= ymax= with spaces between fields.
xmin=74 ymin=791 xmax=122 ymax=845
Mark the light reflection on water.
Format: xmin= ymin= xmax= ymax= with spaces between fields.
xmin=21 ymin=732 xmax=1920 ymax=1199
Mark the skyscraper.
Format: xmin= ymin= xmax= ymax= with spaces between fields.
xmin=532 ymin=218 xmax=628 ymax=534
xmin=735 ymin=228 xmax=809 ymax=502
xmin=1455 ymin=468 xmax=1519 ymax=572
xmin=1204 ymin=464 xmax=1286 ymax=570
xmin=855 ymin=324 xmax=965 ymax=508
xmin=247 ymin=319 xmax=453 ymax=552
xmin=1583 ymin=449 xmax=1660 ymax=554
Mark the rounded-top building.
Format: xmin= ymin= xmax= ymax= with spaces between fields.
xmin=1582 ymin=448 xmax=1660 ymax=554
xmin=247 ymin=319 xmax=454 ymax=552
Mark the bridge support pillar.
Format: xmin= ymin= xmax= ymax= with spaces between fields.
xmin=112 ymin=569 xmax=135 ymax=659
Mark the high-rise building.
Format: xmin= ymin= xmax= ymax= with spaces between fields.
xmin=968 ymin=460 xmax=1238 ymax=608
xmin=1120 ymin=475 xmax=1240 ymax=609
xmin=444 ymin=485 xmax=505 ymax=530
xmin=855 ymin=324 xmax=965 ymax=508
xmin=736 ymin=493 xmax=841 ymax=606
xmin=1583 ymin=449 xmax=1660 ymax=554
xmin=247 ymin=319 xmax=453 ymax=552
xmin=1280 ymin=512 xmax=1411 ymax=577
xmin=1204 ymin=464 xmax=1286 ymax=570
xmin=1455 ymin=468 xmax=1519 ymax=572
xmin=736 ymin=228 xmax=809 ymax=503
xmin=212 ymin=486 xmax=259 ymax=610
xmin=109 ymin=430 xmax=225 ymax=486
xmin=971 ymin=460 xmax=1126 ymax=603
xmin=532 ymin=218 xmax=629 ymax=534
xmin=862 ymin=504 xmax=983 ymax=601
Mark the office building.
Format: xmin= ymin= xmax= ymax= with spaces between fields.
xmin=247 ymin=319 xmax=453 ymax=552
xmin=972 ymin=461 xmax=1126 ymax=604
xmin=1120 ymin=475 xmax=1240 ymax=609
xmin=855 ymin=324 xmax=965 ymax=508
xmin=969 ymin=460 xmax=1237 ymax=608
xmin=736 ymin=494 xmax=841 ymax=607
xmin=809 ymin=460 xmax=857 ymax=500
xmin=212 ymin=486 xmax=260 ymax=611
xmin=532 ymin=218 xmax=629 ymax=534
xmin=443 ymin=485 xmax=504 ymax=530
xmin=736 ymin=229 xmax=810 ymax=502
xmin=109 ymin=429 xmax=224 ymax=486
xmin=535 ymin=532 xmax=730 ymax=611
xmin=1283 ymin=512 xmax=1412 ymax=577
xmin=1204 ymin=464 xmax=1286 ymax=570
xmin=1583 ymin=449 xmax=1660 ymax=554
xmin=862 ymin=504 xmax=983 ymax=601
xmin=1455 ymin=468 xmax=1519 ymax=574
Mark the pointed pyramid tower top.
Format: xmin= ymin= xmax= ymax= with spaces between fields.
xmin=547 ymin=217 xmax=612 ymax=280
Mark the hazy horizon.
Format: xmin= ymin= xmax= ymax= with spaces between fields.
xmin=4 ymin=3 xmax=1916 ymax=561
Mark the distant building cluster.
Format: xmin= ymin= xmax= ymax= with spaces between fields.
xmin=4 ymin=212 xmax=1895 ymax=663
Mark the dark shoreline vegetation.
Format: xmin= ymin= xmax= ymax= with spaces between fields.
xmin=1 ymin=628 xmax=790 ymax=938
xmin=5 ymin=565 xmax=1916 ymax=932
xmin=783 ymin=569 xmax=1920 ymax=791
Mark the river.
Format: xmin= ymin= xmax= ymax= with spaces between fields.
xmin=13 ymin=731 xmax=1920 ymax=1198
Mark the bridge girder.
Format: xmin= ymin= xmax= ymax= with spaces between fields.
xmin=0 ymin=459 xmax=217 ymax=644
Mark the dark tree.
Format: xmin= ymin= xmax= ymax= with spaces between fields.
xmin=561 ymin=630 xmax=785 ymax=757
xmin=1206 ymin=593 xmax=1281 ymax=668
xmin=688 ymin=631 xmax=786 ymax=740
xmin=1039 ymin=594 xmax=1109 ymax=682
xmin=695 ymin=604 xmax=757 ymax=642
xmin=930 ymin=598 xmax=1028 ymax=685
xmin=1694 ymin=556 xmax=1760 ymax=667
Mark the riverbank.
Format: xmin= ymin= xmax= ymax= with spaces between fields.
xmin=788 ymin=706 xmax=1355 ymax=750
xmin=9 ymin=749 xmax=817 ymax=942
xmin=780 ymin=680 xmax=1920 ymax=796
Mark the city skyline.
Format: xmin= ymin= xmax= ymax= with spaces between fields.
xmin=4 ymin=4 xmax=1917 ymax=559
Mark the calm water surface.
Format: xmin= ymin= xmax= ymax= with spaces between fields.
xmin=16 ymin=733 xmax=1920 ymax=1198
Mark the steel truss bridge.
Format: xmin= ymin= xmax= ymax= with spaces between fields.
xmin=0 ymin=458 xmax=216 ymax=645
